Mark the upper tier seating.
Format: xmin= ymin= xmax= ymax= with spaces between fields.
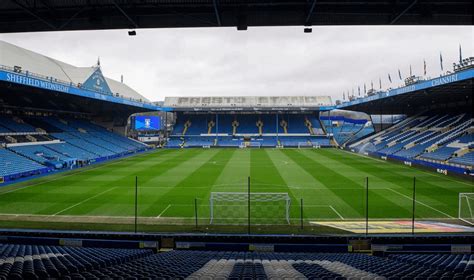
xmin=237 ymin=115 xmax=259 ymax=134
xmin=167 ymin=113 xmax=328 ymax=148
xmin=285 ymin=114 xmax=307 ymax=133
xmin=0 ymin=116 xmax=37 ymax=133
xmin=52 ymin=133 xmax=116 ymax=158
xmin=170 ymin=113 xmax=322 ymax=136
xmin=46 ymin=143 xmax=99 ymax=161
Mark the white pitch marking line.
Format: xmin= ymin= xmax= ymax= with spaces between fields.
xmin=156 ymin=204 xmax=171 ymax=218
xmin=386 ymin=187 xmax=455 ymax=219
xmin=329 ymin=205 xmax=345 ymax=220
xmin=343 ymin=149 xmax=473 ymax=187
xmin=52 ymin=187 xmax=118 ymax=216
xmin=0 ymin=149 xmax=165 ymax=196
xmin=301 ymin=205 xmax=345 ymax=220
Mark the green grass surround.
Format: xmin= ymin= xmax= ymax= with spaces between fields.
xmin=0 ymin=148 xmax=472 ymax=234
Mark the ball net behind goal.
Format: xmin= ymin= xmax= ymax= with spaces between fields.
xmin=209 ymin=192 xmax=291 ymax=225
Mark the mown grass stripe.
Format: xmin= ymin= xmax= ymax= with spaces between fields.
xmin=268 ymin=149 xmax=358 ymax=220
xmin=317 ymin=149 xmax=467 ymax=217
xmin=283 ymin=149 xmax=365 ymax=218
xmin=139 ymin=149 xmax=233 ymax=218
xmin=35 ymin=149 xmax=196 ymax=216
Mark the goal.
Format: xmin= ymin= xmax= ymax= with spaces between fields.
xmin=298 ymin=141 xmax=319 ymax=148
xmin=209 ymin=192 xmax=291 ymax=225
xmin=239 ymin=142 xmax=261 ymax=148
xmin=459 ymin=193 xmax=474 ymax=225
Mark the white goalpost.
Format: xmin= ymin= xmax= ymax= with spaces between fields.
xmin=459 ymin=193 xmax=474 ymax=225
xmin=249 ymin=142 xmax=261 ymax=148
xmin=239 ymin=142 xmax=261 ymax=148
xmin=297 ymin=142 xmax=320 ymax=148
xmin=209 ymin=192 xmax=291 ymax=225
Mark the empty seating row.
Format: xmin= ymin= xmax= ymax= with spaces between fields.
xmin=0 ymin=243 xmax=153 ymax=280
xmin=350 ymin=114 xmax=473 ymax=168
xmin=0 ymin=116 xmax=37 ymax=133
xmin=0 ymin=148 xmax=47 ymax=178
xmin=166 ymin=135 xmax=332 ymax=148
xmin=1 ymin=115 xmax=148 ymax=182
xmin=68 ymin=250 xmax=473 ymax=280
xmin=171 ymin=113 xmax=323 ymax=136
xmin=10 ymin=145 xmax=70 ymax=165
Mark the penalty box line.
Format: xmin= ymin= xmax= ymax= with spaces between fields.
xmin=304 ymin=205 xmax=345 ymax=220
xmin=0 ymin=149 xmax=163 ymax=196
xmin=52 ymin=187 xmax=118 ymax=216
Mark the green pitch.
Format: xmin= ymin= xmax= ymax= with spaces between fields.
xmin=0 ymin=148 xmax=472 ymax=233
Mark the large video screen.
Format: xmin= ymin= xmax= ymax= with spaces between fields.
xmin=134 ymin=116 xmax=161 ymax=130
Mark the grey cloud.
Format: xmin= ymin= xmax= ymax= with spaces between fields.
xmin=0 ymin=26 xmax=472 ymax=102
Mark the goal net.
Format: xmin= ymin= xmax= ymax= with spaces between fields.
xmin=459 ymin=193 xmax=474 ymax=225
xmin=248 ymin=142 xmax=261 ymax=148
xmin=298 ymin=141 xmax=319 ymax=148
xmin=209 ymin=192 xmax=291 ymax=225
xmin=239 ymin=142 xmax=261 ymax=148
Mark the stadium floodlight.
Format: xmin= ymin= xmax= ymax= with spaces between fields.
xmin=459 ymin=193 xmax=474 ymax=225
xmin=210 ymin=192 xmax=291 ymax=225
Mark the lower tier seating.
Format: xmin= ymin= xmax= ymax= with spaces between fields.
xmin=0 ymin=148 xmax=47 ymax=178
xmin=0 ymin=243 xmax=153 ymax=280
xmin=0 ymin=115 xmax=148 ymax=183
xmin=350 ymin=113 xmax=474 ymax=169
xmin=2 ymin=248 xmax=467 ymax=280
xmin=166 ymin=136 xmax=332 ymax=148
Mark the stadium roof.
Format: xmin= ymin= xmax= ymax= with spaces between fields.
xmin=0 ymin=0 xmax=472 ymax=33
xmin=336 ymin=68 xmax=473 ymax=115
xmin=0 ymin=40 xmax=148 ymax=103
xmin=164 ymin=95 xmax=332 ymax=111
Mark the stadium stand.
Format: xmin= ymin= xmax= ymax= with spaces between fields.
xmin=320 ymin=113 xmax=374 ymax=146
xmin=0 ymin=115 xmax=148 ymax=183
xmin=166 ymin=113 xmax=331 ymax=148
xmin=350 ymin=113 xmax=473 ymax=170
xmin=3 ymin=246 xmax=470 ymax=280
xmin=0 ymin=116 xmax=37 ymax=133
xmin=0 ymin=148 xmax=48 ymax=180
xmin=0 ymin=243 xmax=152 ymax=279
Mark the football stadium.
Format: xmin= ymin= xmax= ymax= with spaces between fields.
xmin=0 ymin=1 xmax=473 ymax=279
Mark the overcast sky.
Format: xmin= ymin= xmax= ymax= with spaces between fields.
xmin=0 ymin=26 xmax=472 ymax=102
